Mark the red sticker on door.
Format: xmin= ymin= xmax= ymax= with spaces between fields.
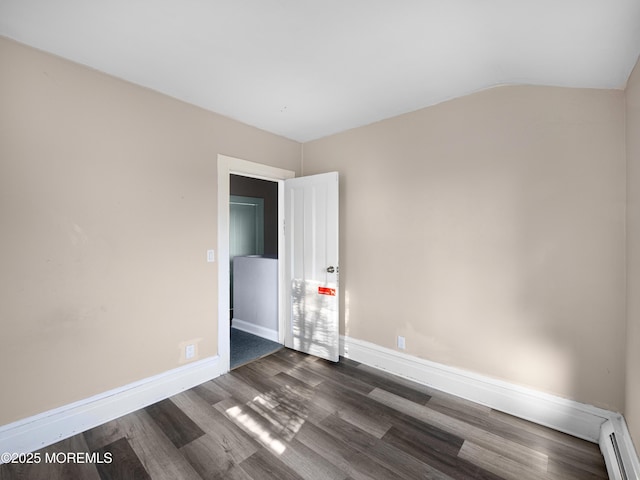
xmin=318 ymin=287 xmax=336 ymax=296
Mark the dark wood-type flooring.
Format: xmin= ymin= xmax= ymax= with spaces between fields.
xmin=0 ymin=349 xmax=608 ymax=479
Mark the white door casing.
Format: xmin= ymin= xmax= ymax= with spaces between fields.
xmin=218 ymin=155 xmax=294 ymax=374
xmin=284 ymin=172 xmax=339 ymax=362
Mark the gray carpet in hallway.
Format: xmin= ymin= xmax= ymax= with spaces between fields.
xmin=230 ymin=327 xmax=282 ymax=369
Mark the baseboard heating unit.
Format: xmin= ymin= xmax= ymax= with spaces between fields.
xmin=600 ymin=416 xmax=640 ymax=480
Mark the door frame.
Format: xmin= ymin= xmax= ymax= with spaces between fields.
xmin=217 ymin=154 xmax=295 ymax=373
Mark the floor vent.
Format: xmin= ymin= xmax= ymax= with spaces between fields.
xmin=600 ymin=417 xmax=640 ymax=480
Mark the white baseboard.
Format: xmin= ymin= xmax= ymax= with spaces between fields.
xmin=232 ymin=319 xmax=279 ymax=343
xmin=343 ymin=334 xmax=640 ymax=474
xmin=340 ymin=335 xmax=616 ymax=443
xmin=0 ymin=356 xmax=222 ymax=463
xmin=5 ymin=335 xmax=638 ymax=475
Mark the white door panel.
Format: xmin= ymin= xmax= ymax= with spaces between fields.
xmin=285 ymin=172 xmax=339 ymax=362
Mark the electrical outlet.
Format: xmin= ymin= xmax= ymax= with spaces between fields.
xmin=397 ymin=336 xmax=406 ymax=350
xmin=207 ymin=250 xmax=215 ymax=262
xmin=185 ymin=344 xmax=196 ymax=359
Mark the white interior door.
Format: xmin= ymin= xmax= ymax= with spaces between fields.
xmin=284 ymin=172 xmax=339 ymax=362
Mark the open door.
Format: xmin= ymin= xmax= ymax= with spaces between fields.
xmin=284 ymin=172 xmax=339 ymax=362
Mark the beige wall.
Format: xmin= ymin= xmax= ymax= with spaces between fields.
xmin=0 ymin=33 xmax=634 ymax=434
xmin=0 ymin=37 xmax=300 ymax=426
xmin=626 ymin=55 xmax=640 ymax=451
xmin=304 ymin=85 xmax=627 ymax=411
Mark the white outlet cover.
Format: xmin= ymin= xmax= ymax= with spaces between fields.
xmin=185 ymin=344 xmax=196 ymax=359
xmin=397 ymin=336 xmax=406 ymax=350
xmin=207 ymin=250 xmax=215 ymax=262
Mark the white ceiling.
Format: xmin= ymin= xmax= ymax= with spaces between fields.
xmin=2 ymin=1 xmax=640 ymax=142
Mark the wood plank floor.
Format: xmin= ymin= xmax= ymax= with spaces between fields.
xmin=0 ymin=349 xmax=608 ymax=479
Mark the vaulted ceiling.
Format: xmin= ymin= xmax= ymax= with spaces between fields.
xmin=2 ymin=1 xmax=640 ymax=142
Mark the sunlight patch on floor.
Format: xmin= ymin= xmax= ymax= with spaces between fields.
xmin=226 ymin=404 xmax=287 ymax=455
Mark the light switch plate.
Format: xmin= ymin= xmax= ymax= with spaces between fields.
xmin=207 ymin=250 xmax=215 ymax=262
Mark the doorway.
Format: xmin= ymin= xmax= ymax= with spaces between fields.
xmin=217 ymin=154 xmax=339 ymax=374
xmin=229 ymin=175 xmax=280 ymax=368
xmin=217 ymin=155 xmax=296 ymax=374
